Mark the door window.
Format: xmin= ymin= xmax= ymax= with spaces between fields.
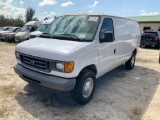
xmin=143 ymin=27 xmax=151 ymax=31
xmin=99 ymin=18 xmax=114 ymax=42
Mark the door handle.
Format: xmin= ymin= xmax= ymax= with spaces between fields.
xmin=114 ymin=49 xmax=116 ymax=54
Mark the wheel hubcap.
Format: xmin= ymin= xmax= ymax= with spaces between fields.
xmin=82 ymin=78 xmax=94 ymax=98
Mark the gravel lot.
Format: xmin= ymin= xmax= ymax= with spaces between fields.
xmin=0 ymin=42 xmax=160 ymax=120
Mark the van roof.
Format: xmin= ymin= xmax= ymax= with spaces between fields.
xmin=42 ymin=19 xmax=54 ymax=24
xmin=63 ymin=14 xmax=137 ymax=22
xmin=25 ymin=21 xmax=42 ymax=25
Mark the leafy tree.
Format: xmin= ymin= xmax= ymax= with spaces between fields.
xmin=25 ymin=7 xmax=35 ymax=22
xmin=32 ymin=17 xmax=38 ymax=21
xmin=0 ymin=15 xmax=24 ymax=27
xmin=54 ymin=16 xmax=57 ymax=19
xmin=44 ymin=17 xmax=49 ymax=21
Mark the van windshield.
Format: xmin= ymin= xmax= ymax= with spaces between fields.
xmin=37 ymin=24 xmax=49 ymax=32
xmin=21 ymin=25 xmax=32 ymax=32
xmin=4 ymin=28 xmax=9 ymax=31
xmin=8 ymin=27 xmax=17 ymax=32
xmin=42 ymin=15 xmax=100 ymax=41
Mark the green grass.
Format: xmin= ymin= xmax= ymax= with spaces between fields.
xmin=131 ymin=107 xmax=142 ymax=116
xmin=5 ymin=42 xmax=17 ymax=46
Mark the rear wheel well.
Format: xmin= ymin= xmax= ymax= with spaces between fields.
xmin=79 ymin=65 xmax=97 ymax=76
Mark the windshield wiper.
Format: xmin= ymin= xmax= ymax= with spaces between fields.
xmin=40 ymin=33 xmax=52 ymax=38
xmin=58 ymin=33 xmax=83 ymax=41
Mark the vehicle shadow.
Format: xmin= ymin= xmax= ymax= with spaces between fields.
xmin=140 ymin=46 xmax=159 ymax=50
xmin=15 ymin=65 xmax=160 ymax=120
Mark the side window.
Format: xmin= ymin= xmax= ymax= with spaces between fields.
xmin=99 ymin=18 xmax=114 ymax=42
xmin=30 ymin=27 xmax=36 ymax=32
xmin=34 ymin=26 xmax=38 ymax=31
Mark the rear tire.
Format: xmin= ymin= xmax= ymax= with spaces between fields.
xmin=155 ymin=43 xmax=159 ymax=49
xmin=125 ymin=52 xmax=136 ymax=70
xmin=71 ymin=69 xmax=96 ymax=105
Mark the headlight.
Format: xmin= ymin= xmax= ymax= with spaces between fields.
xmin=56 ymin=61 xmax=74 ymax=73
xmin=15 ymin=51 xmax=20 ymax=59
xmin=56 ymin=62 xmax=64 ymax=71
xmin=10 ymin=34 xmax=14 ymax=37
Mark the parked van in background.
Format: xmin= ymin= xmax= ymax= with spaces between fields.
xmin=14 ymin=14 xmax=140 ymax=105
xmin=15 ymin=21 xmax=41 ymax=42
xmin=30 ymin=19 xmax=54 ymax=39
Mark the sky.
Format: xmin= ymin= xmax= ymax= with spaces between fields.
xmin=0 ymin=0 xmax=160 ymax=21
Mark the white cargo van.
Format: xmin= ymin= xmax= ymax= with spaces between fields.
xmin=30 ymin=19 xmax=54 ymax=39
xmin=15 ymin=21 xmax=41 ymax=42
xmin=14 ymin=14 xmax=140 ymax=105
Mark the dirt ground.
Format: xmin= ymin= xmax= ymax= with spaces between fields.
xmin=0 ymin=42 xmax=160 ymax=120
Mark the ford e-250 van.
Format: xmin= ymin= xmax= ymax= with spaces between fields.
xmin=14 ymin=14 xmax=140 ymax=105
xmin=15 ymin=21 xmax=41 ymax=42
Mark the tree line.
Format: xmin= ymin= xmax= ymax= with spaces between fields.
xmin=0 ymin=7 xmax=36 ymax=27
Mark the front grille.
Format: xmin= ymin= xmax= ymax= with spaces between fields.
xmin=15 ymin=36 xmax=20 ymax=40
xmin=30 ymin=35 xmax=36 ymax=39
xmin=20 ymin=54 xmax=52 ymax=72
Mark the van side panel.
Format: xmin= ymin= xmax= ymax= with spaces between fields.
xmin=65 ymin=41 xmax=99 ymax=78
xmin=112 ymin=17 xmax=140 ymax=65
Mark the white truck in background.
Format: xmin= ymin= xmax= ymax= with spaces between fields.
xmin=30 ymin=19 xmax=54 ymax=39
xmin=14 ymin=14 xmax=140 ymax=105
xmin=15 ymin=21 xmax=41 ymax=42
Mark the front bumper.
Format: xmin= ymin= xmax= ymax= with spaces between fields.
xmin=140 ymin=40 xmax=159 ymax=46
xmin=15 ymin=37 xmax=27 ymax=42
xmin=6 ymin=37 xmax=13 ymax=42
xmin=14 ymin=64 xmax=76 ymax=91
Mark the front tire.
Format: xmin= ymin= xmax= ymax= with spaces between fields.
xmin=71 ymin=69 xmax=96 ymax=105
xmin=125 ymin=52 xmax=136 ymax=70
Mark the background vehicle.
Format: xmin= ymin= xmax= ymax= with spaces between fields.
xmin=4 ymin=28 xmax=21 ymax=42
xmin=30 ymin=19 xmax=54 ymax=39
xmin=15 ymin=21 xmax=41 ymax=42
xmin=0 ymin=26 xmax=12 ymax=40
xmin=1 ymin=27 xmax=21 ymax=41
xmin=140 ymin=31 xmax=160 ymax=49
xmin=14 ymin=14 xmax=140 ymax=105
xmin=0 ymin=27 xmax=10 ymax=32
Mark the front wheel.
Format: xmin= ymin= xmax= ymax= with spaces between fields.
xmin=71 ymin=69 xmax=96 ymax=105
xmin=125 ymin=52 xmax=136 ymax=70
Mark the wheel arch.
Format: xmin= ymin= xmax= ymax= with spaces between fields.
xmin=133 ymin=48 xmax=137 ymax=55
xmin=79 ymin=64 xmax=97 ymax=76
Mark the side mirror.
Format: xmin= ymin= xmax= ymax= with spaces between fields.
xmin=100 ymin=32 xmax=114 ymax=43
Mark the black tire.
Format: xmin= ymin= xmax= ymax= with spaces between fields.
xmin=155 ymin=43 xmax=159 ymax=49
xmin=159 ymin=52 xmax=160 ymax=63
xmin=140 ymin=44 xmax=146 ymax=48
xmin=71 ymin=69 xmax=96 ymax=105
xmin=12 ymin=37 xmax=15 ymax=43
xmin=125 ymin=52 xmax=136 ymax=70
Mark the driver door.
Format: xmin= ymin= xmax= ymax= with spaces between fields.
xmin=98 ymin=18 xmax=117 ymax=76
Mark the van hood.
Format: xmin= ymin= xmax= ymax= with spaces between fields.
xmin=15 ymin=32 xmax=28 ymax=37
xmin=0 ymin=31 xmax=10 ymax=34
xmin=16 ymin=38 xmax=86 ymax=60
xmin=30 ymin=31 xmax=42 ymax=36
